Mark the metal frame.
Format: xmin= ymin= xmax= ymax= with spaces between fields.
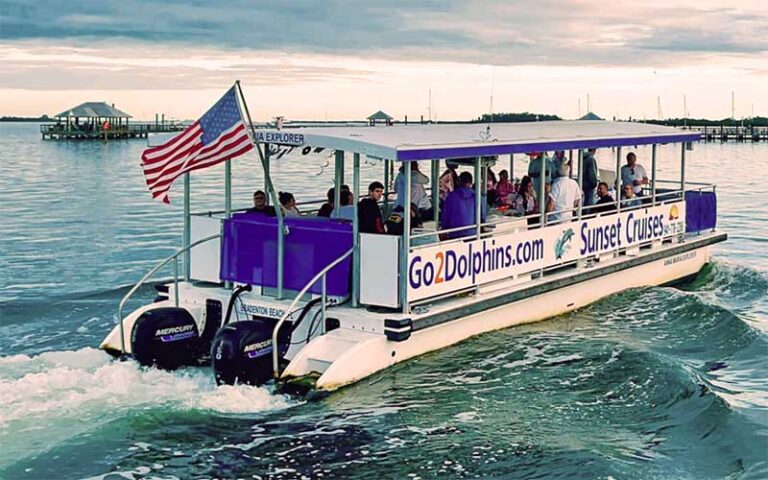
xmin=272 ymin=247 xmax=354 ymax=379
xmin=401 ymin=164 xmax=412 ymax=313
xmin=117 ymin=233 xmax=221 ymax=355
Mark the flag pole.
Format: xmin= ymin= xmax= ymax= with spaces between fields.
xmin=234 ymin=80 xmax=285 ymax=299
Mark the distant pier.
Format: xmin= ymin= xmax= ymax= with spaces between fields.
xmin=40 ymin=122 xmax=185 ymax=141
xmin=42 ymin=100 xmax=185 ymax=141
xmin=673 ymin=125 xmax=768 ymax=143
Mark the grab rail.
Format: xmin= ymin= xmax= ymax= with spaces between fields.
xmin=272 ymin=247 xmax=354 ymax=379
xmin=116 ymin=233 xmax=221 ymax=355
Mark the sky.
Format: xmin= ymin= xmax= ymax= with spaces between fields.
xmin=1 ymin=0 xmax=766 ymax=121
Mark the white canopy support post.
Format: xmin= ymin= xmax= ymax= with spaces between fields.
xmin=474 ymin=157 xmax=482 ymax=294
xmin=334 ymin=151 xmax=343 ymax=217
xmin=510 ymin=153 xmax=514 ymax=181
xmin=224 ymin=159 xmax=232 ymax=289
xmin=352 ymin=153 xmax=360 ymax=308
xmin=383 ymin=158 xmax=390 ymax=214
xmin=234 ymin=80 xmax=284 ymax=297
xmin=680 ymin=143 xmax=686 ymax=197
xmin=577 ymin=149 xmax=583 ymax=220
xmin=651 ymin=144 xmax=657 ymax=205
xmin=431 ymin=158 xmax=440 ymax=224
xmin=263 ymin=151 xmax=269 ymax=192
xmin=475 ymin=157 xmax=481 ymax=241
xmin=263 ymin=146 xmax=285 ymax=299
xmin=539 ymin=155 xmax=546 ymax=227
xmin=183 ymin=173 xmax=191 ymax=282
xmin=401 ymin=163 xmax=412 ymax=314
xmin=615 ymin=146 xmax=622 ymax=215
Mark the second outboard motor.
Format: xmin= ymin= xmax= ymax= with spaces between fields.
xmin=211 ymin=319 xmax=292 ymax=386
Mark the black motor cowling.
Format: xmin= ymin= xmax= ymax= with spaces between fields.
xmin=131 ymin=307 xmax=201 ymax=369
xmin=211 ymin=319 xmax=292 ymax=386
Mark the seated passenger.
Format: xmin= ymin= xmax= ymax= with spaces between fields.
xmin=395 ymin=162 xmax=433 ymax=219
xmin=439 ymin=161 xmax=459 ymax=204
xmin=486 ymin=166 xmax=498 ymax=206
xmin=279 ymin=191 xmax=300 ymax=217
xmin=358 ymin=181 xmax=385 ymax=234
xmin=385 ymin=203 xmax=422 ymax=236
xmin=332 ymin=189 xmax=355 ymax=221
xmin=440 ymin=171 xmax=486 ymax=239
xmin=318 ymin=185 xmax=349 ymax=217
xmin=495 ymin=169 xmax=515 ymax=206
xmin=621 ymin=183 xmax=642 ymax=208
xmin=592 ymin=182 xmax=616 ymax=214
xmin=246 ymin=190 xmax=276 ymax=216
xmin=510 ymin=175 xmax=538 ymax=216
xmin=548 ymin=163 xmax=581 ymax=223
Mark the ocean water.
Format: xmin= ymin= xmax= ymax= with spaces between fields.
xmin=0 ymin=122 xmax=766 ymax=479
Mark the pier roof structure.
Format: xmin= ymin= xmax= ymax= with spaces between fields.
xmin=256 ymin=120 xmax=702 ymax=162
xmin=366 ymin=110 xmax=393 ymax=121
xmin=54 ymin=102 xmax=132 ymax=119
xmin=579 ymin=112 xmax=603 ymax=121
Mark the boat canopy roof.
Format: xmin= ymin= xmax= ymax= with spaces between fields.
xmin=256 ymin=120 xmax=700 ymax=162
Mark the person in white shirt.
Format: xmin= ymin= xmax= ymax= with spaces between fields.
xmin=332 ymin=190 xmax=355 ymax=221
xmin=548 ymin=163 xmax=582 ymax=223
xmin=620 ymin=152 xmax=648 ymax=196
xmin=395 ymin=162 xmax=433 ymax=218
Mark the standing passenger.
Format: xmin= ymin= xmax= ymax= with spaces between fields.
xmin=527 ymin=152 xmax=553 ymax=205
xmin=580 ymin=148 xmax=599 ymax=206
xmin=620 ymin=152 xmax=648 ymax=196
xmin=548 ymin=163 xmax=581 ymax=223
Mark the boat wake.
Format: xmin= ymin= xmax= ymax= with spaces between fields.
xmin=0 ymin=348 xmax=295 ymax=469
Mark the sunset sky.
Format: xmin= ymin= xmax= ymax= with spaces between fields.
xmin=1 ymin=0 xmax=766 ymax=122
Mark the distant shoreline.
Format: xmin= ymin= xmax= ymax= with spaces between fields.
xmin=2 ymin=114 xmax=765 ymax=127
xmin=0 ymin=116 xmax=49 ymax=122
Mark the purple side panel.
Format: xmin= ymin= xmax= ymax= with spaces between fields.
xmin=685 ymin=191 xmax=717 ymax=233
xmin=221 ymin=213 xmax=353 ymax=296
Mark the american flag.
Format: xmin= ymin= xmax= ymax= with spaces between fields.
xmin=141 ymin=87 xmax=253 ymax=203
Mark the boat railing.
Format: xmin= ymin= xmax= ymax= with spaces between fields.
xmin=189 ymin=196 xmax=331 ymax=219
xmin=271 ymin=247 xmax=355 ymax=379
xmin=116 ymin=233 xmax=222 ymax=355
xmin=412 ymin=181 xmax=716 ymax=244
xmin=405 ymin=182 xmax=717 ymax=304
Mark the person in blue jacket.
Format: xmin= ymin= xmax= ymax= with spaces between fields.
xmin=440 ymin=171 xmax=486 ymax=239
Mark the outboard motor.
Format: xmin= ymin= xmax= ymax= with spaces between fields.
xmin=131 ymin=307 xmax=201 ymax=369
xmin=211 ymin=319 xmax=292 ymax=386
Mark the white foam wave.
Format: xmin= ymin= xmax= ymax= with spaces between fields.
xmin=0 ymin=348 xmax=295 ymax=468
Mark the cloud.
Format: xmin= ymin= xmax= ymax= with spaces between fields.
xmin=1 ymin=0 xmax=766 ymax=67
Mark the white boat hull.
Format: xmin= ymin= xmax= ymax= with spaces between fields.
xmin=307 ymin=242 xmax=712 ymax=391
